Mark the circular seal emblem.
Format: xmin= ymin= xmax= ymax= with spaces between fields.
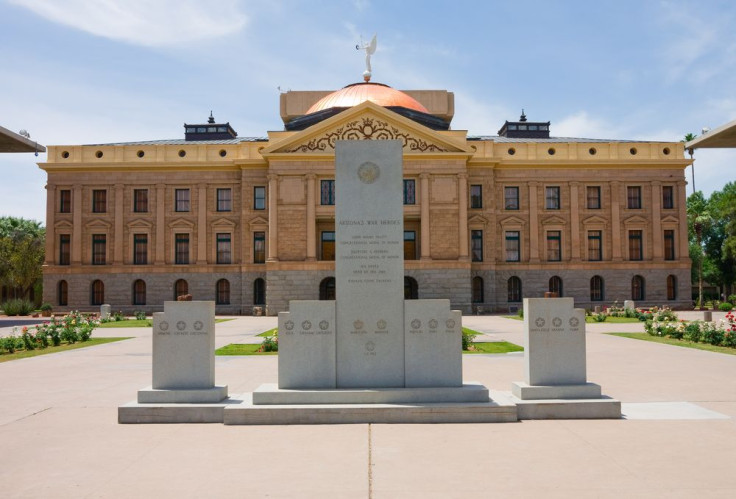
xmin=377 ymin=319 xmax=387 ymax=330
xmin=446 ymin=319 xmax=456 ymax=329
xmin=193 ymin=320 xmax=204 ymax=331
xmin=365 ymin=341 xmax=376 ymax=352
xmin=354 ymin=320 xmax=364 ymax=330
xmin=357 ymin=162 xmax=380 ymax=184
xmin=535 ymin=317 xmax=546 ymax=328
xmin=319 ymin=320 xmax=329 ymax=330
xmin=159 ymin=321 xmax=169 ymax=331
xmin=569 ymin=317 xmax=580 ymax=327
xmin=411 ymin=319 xmax=421 ymax=329
xmin=301 ymin=320 xmax=312 ymax=330
xmin=284 ymin=320 xmax=295 ymax=331
xmin=176 ymin=321 xmax=186 ymax=331
xmin=552 ymin=317 xmax=562 ymax=327
xmin=429 ymin=319 xmax=438 ymax=329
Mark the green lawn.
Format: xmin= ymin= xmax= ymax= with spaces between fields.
xmin=608 ymin=332 xmax=736 ymax=356
xmin=465 ymin=341 xmax=523 ymax=354
xmin=98 ymin=318 xmax=232 ymax=328
xmin=256 ymin=328 xmax=278 ymax=337
xmin=0 ymin=337 xmax=132 ymax=363
xmin=215 ymin=343 xmax=277 ymax=355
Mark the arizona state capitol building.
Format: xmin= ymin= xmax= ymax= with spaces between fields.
xmin=40 ymin=63 xmax=692 ymax=315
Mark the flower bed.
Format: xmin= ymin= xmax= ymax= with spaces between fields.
xmin=1 ymin=311 xmax=99 ymax=354
xmin=645 ymin=312 xmax=736 ymax=348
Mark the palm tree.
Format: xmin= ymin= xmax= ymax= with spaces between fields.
xmin=682 ymin=133 xmax=698 ymax=192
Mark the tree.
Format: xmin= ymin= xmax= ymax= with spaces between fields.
xmin=0 ymin=216 xmax=45 ymax=301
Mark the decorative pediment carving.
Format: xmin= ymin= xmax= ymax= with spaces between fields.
xmin=249 ymin=216 xmax=268 ymax=228
xmin=582 ymin=215 xmax=608 ymax=226
xmin=499 ymin=216 xmax=526 ymax=227
xmin=661 ymin=215 xmax=679 ymax=225
xmin=468 ymin=215 xmax=488 ymax=226
xmin=168 ymin=218 xmax=195 ymax=229
xmin=54 ymin=220 xmax=73 ymax=230
xmin=212 ymin=217 xmax=237 ymax=229
xmin=127 ymin=218 xmax=153 ymax=229
xmin=623 ymin=215 xmax=648 ymax=226
xmin=85 ymin=219 xmax=111 ymax=230
xmin=542 ymin=215 xmax=566 ymax=226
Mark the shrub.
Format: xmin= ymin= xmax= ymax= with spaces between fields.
xmin=39 ymin=303 xmax=53 ymax=312
xmin=134 ymin=310 xmax=147 ymax=320
xmin=592 ymin=313 xmax=607 ymax=322
xmin=462 ymin=329 xmax=477 ymax=350
xmin=2 ymin=299 xmax=35 ymax=316
xmin=113 ymin=311 xmax=125 ymax=321
xmin=701 ymin=322 xmax=724 ymax=346
xmin=718 ymin=302 xmax=733 ymax=312
xmin=728 ymin=295 xmax=736 ymax=305
xmin=1 ymin=334 xmax=19 ymax=353
xmin=517 ymin=308 xmax=524 ymax=319
xmin=260 ymin=335 xmax=278 ymax=352
xmin=684 ymin=322 xmax=703 ymax=343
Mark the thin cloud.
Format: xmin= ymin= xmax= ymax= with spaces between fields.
xmin=10 ymin=0 xmax=247 ymax=47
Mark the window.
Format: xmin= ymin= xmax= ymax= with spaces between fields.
xmin=217 ymin=188 xmax=232 ymax=212
xmin=632 ymin=275 xmax=645 ymax=301
xmin=545 ymin=186 xmax=560 ymax=209
xmin=588 ymin=231 xmax=602 ymax=261
xmin=472 ymin=276 xmax=484 ymax=303
xmin=59 ymin=234 xmax=70 ymax=265
xmin=471 ymin=230 xmax=483 ymax=262
xmin=549 ymin=276 xmax=563 ymax=297
xmin=629 ymin=230 xmax=643 ymax=260
xmin=508 ymin=276 xmax=522 ymax=302
xmin=404 ymin=277 xmax=418 ymax=300
xmin=253 ymin=232 xmax=265 ymax=264
xmin=504 ymin=187 xmax=519 ymax=210
xmin=404 ymin=231 xmax=417 ymax=260
xmin=320 ymin=180 xmax=335 ymax=205
xmin=133 ymin=189 xmax=148 ymax=213
xmin=59 ymin=190 xmax=71 ymax=213
xmin=174 ymin=279 xmax=188 ymax=300
xmin=91 ymin=280 xmax=104 ymax=306
xmin=254 ymin=186 xmax=266 ymax=210
xmin=175 ymin=233 xmax=189 ymax=264
xmin=662 ymin=186 xmax=674 ymax=209
xmin=133 ymin=280 xmax=146 ymax=305
xmin=470 ymin=185 xmax=482 ymax=209
xmin=547 ymin=231 xmax=561 ymax=261
xmin=92 ymin=234 xmax=106 ymax=265
xmin=133 ymin=234 xmax=147 ymax=265
xmin=58 ymin=280 xmax=68 ymax=306
xmin=627 ymin=186 xmax=641 ymax=209
xmin=92 ymin=189 xmax=106 ymax=213
xmin=586 ymin=186 xmax=601 ymax=209
xmin=216 ymin=233 xmax=231 ymax=264
xmin=216 ymin=279 xmax=230 ymax=305
xmin=175 ymin=189 xmax=190 ymax=212
xmin=403 ymin=179 xmax=416 ymax=205
xmin=667 ymin=275 xmax=677 ymax=300
xmin=590 ymin=275 xmax=604 ymax=301
xmin=253 ymin=278 xmax=266 ymax=305
xmin=319 ymin=277 xmax=335 ymax=300
xmin=664 ymin=230 xmax=675 ymax=260
xmin=505 ymin=231 xmax=520 ymax=262
xmin=321 ymin=231 xmax=335 ymax=261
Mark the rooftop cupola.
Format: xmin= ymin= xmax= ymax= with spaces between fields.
xmin=184 ymin=112 xmax=238 ymax=141
xmin=498 ymin=110 xmax=550 ymax=138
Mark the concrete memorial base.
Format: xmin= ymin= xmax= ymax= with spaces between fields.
xmin=118 ymin=398 xmax=240 ymax=424
xmin=511 ymin=381 xmax=602 ymax=400
xmin=136 ymin=385 xmax=229 ymax=404
xmin=511 ymin=396 xmax=622 ymax=420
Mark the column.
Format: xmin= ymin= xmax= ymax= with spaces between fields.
xmin=155 ymin=184 xmax=165 ymax=264
xmin=44 ymin=184 xmax=55 ymax=265
xmin=420 ymin=173 xmax=431 ymax=260
xmin=651 ymin=181 xmax=662 ymax=260
xmin=677 ymin=181 xmax=689 ymax=260
xmin=197 ymin=186 xmax=207 ymax=264
xmin=267 ymin=174 xmax=279 ymax=262
xmin=458 ymin=173 xmax=469 ymax=261
xmin=306 ymin=174 xmax=316 ymax=261
xmin=611 ymin=181 xmax=622 ymax=261
xmin=569 ymin=182 xmax=580 ymax=261
xmin=528 ymin=182 xmax=539 ymax=263
xmin=114 ymin=184 xmax=124 ymax=264
xmin=72 ymin=185 xmax=82 ymax=264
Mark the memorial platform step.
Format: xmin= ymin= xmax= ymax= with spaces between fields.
xmin=509 ymin=395 xmax=622 ymax=420
xmin=118 ymin=398 xmax=242 ymax=424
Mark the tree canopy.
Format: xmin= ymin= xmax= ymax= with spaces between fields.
xmin=0 ymin=216 xmax=45 ymax=300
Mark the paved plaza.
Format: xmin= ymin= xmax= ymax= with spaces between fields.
xmin=1 ymin=313 xmax=736 ymax=498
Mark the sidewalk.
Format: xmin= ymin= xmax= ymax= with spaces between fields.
xmin=1 ymin=315 xmax=735 ymax=498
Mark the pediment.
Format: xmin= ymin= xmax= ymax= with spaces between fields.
xmin=85 ymin=219 xmax=111 ymax=230
xmin=54 ymin=220 xmax=73 ymax=230
xmin=661 ymin=215 xmax=679 ymax=224
xmin=249 ymin=216 xmax=268 ymax=228
xmin=167 ymin=218 xmax=195 ymax=229
xmin=127 ymin=218 xmax=153 ymax=229
xmin=262 ymin=101 xmax=471 ymax=156
xmin=623 ymin=215 xmax=648 ymax=226
xmin=541 ymin=215 xmax=566 ymax=226
xmin=582 ymin=215 xmax=608 ymax=226
xmin=212 ymin=217 xmax=237 ymax=229
xmin=499 ymin=216 xmax=526 ymax=226
xmin=468 ymin=215 xmax=488 ymax=225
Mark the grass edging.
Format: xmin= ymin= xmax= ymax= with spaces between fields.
xmin=216 ymin=343 xmax=277 ymax=356
xmin=0 ymin=337 xmax=133 ymax=363
xmin=607 ymin=332 xmax=736 ymax=356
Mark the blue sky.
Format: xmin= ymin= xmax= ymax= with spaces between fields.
xmin=1 ymin=0 xmax=735 ymax=222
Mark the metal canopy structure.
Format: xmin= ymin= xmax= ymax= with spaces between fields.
xmin=0 ymin=125 xmax=46 ymax=153
xmin=685 ymin=119 xmax=736 ymax=150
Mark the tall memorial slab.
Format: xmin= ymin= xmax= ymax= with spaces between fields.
xmin=335 ymin=140 xmax=405 ymax=387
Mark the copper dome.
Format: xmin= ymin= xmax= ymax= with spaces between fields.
xmin=306 ymin=82 xmax=429 ymax=114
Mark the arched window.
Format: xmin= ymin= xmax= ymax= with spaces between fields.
xmin=253 ymin=278 xmax=265 ymax=305
xmin=319 ymin=277 xmax=335 ymax=300
xmin=632 ymin=275 xmax=645 ymax=301
xmin=91 ymin=280 xmax=104 ymax=306
xmin=133 ymin=279 xmax=146 ymax=305
xmin=666 ymin=275 xmax=677 ymax=300
xmin=174 ymin=279 xmax=188 ymax=300
xmin=404 ymin=276 xmax=418 ymax=300
xmin=58 ymin=280 xmax=68 ymax=306
xmin=549 ymin=276 xmax=563 ymax=297
xmin=508 ymin=276 xmax=522 ymax=302
xmin=590 ymin=275 xmax=604 ymax=301
xmin=216 ymin=279 xmax=230 ymax=305
xmin=472 ymin=276 xmax=484 ymax=303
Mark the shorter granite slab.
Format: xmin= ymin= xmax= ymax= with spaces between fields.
xmin=511 ymin=381 xmax=602 ymax=400
xmin=118 ymin=398 xmax=240 ymax=424
xmin=137 ymin=385 xmax=228 ymax=404
xmin=511 ymin=396 xmax=622 ymax=420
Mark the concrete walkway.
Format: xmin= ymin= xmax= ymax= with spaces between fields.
xmin=1 ymin=315 xmax=736 ymax=498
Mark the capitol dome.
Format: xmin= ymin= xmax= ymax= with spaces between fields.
xmin=306 ymin=82 xmax=429 ymax=114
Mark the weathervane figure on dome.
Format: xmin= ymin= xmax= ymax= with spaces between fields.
xmin=356 ymin=34 xmax=377 ymax=82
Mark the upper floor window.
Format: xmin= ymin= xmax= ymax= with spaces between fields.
xmin=504 ymin=187 xmax=519 ymax=210
xmin=471 ymin=230 xmax=483 ymax=262
xmin=470 ymin=185 xmax=482 ymax=209
xmin=253 ymin=231 xmax=266 ymax=264
xmin=175 ymin=189 xmax=190 ymax=212
xmin=133 ymin=234 xmax=147 ymax=265
xmin=664 ymin=230 xmax=675 ymax=260
xmin=92 ymin=234 xmax=106 ymax=265
xmin=254 ymin=186 xmax=266 ymax=210
xmin=662 ymin=186 xmax=674 ymax=209
xmin=59 ymin=189 xmax=71 ymax=213
xmin=505 ymin=231 xmax=520 ymax=262
xmin=588 ymin=230 xmax=602 ymax=261
xmin=175 ymin=233 xmax=189 ymax=264
xmin=403 ymin=179 xmax=416 ymax=205
xmin=321 ymin=180 xmax=335 ymax=205
xmin=92 ymin=189 xmax=106 ymax=213
xmin=627 ymin=186 xmax=642 ymax=209
xmin=217 ymin=188 xmax=232 ymax=212
xmin=59 ymin=234 xmax=70 ymax=265
xmin=545 ymin=186 xmax=560 ymax=210
xmin=547 ymin=231 xmax=561 ymax=261
xmin=629 ymin=230 xmax=643 ymax=260
xmin=216 ymin=233 xmax=231 ymax=264
xmin=586 ymin=186 xmax=601 ymax=209
xmin=133 ymin=189 xmax=148 ymax=213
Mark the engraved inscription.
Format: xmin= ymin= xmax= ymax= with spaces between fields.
xmin=377 ymin=319 xmax=387 ymax=330
xmin=159 ymin=321 xmax=169 ymax=331
xmin=552 ymin=317 xmax=562 ymax=327
xmin=429 ymin=319 xmax=438 ymax=329
xmin=535 ymin=317 xmax=546 ymax=328
xmin=302 ymin=320 xmax=312 ymax=331
xmin=284 ymin=320 xmax=295 ymax=331
xmin=319 ymin=320 xmax=329 ymax=330
xmin=354 ymin=320 xmax=364 ymax=330
xmin=446 ymin=319 xmax=456 ymax=329
xmin=176 ymin=321 xmax=186 ymax=331
xmin=193 ymin=320 xmax=204 ymax=331
xmin=569 ymin=317 xmax=580 ymax=327
xmin=411 ymin=319 xmax=421 ymax=329
xmin=357 ymin=161 xmax=380 ymax=184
